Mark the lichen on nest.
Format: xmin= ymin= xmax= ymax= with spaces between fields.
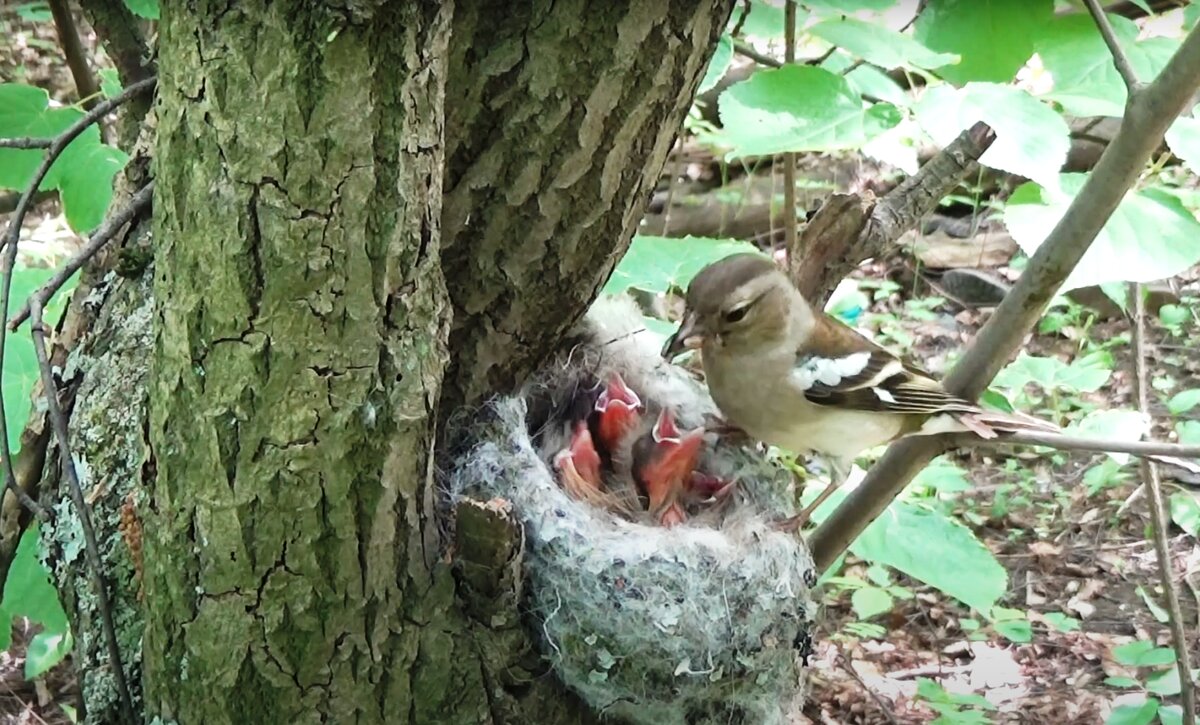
xmin=446 ymin=295 xmax=817 ymax=724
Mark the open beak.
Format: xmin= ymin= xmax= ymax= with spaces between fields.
xmin=594 ymin=372 xmax=643 ymax=450
xmin=641 ymin=408 xmax=706 ymax=526
xmin=661 ymin=312 xmax=705 ymax=361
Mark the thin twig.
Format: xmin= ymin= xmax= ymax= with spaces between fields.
xmin=948 ymin=431 xmax=1200 ymax=460
xmin=782 ymin=0 xmax=799 ymax=265
xmin=1083 ymin=0 xmax=1142 ymax=93
xmin=9 ymin=182 xmax=155 ymax=330
xmin=29 ymin=298 xmax=135 ymax=723
xmin=0 ymin=138 xmax=54 ymax=150
xmin=48 ymin=0 xmax=101 ymax=111
xmin=732 ymin=39 xmax=782 ymax=68
xmin=809 ymin=22 xmax=1200 ymax=571
xmin=1131 ymin=281 xmax=1196 ymax=724
xmin=0 ymin=76 xmax=156 ymax=523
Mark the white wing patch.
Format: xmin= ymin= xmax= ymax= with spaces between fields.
xmin=791 ymin=351 xmax=872 ymax=391
xmin=872 ymin=387 xmax=896 ymax=403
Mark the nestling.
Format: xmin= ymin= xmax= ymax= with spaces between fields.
xmin=661 ymin=253 xmax=1054 ymax=520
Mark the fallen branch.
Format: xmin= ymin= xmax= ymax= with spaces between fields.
xmin=791 ymin=121 xmax=996 ymax=305
xmin=809 ymin=21 xmax=1200 ymax=571
xmin=29 ymin=299 xmax=135 ymax=723
xmin=1131 ymin=281 xmax=1196 ymax=724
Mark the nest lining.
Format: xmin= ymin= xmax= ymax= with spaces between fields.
xmin=446 ymin=296 xmax=817 ymax=724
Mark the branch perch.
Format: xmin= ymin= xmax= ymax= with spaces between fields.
xmin=809 ymin=22 xmax=1200 ymax=571
xmin=1083 ymin=0 xmax=1142 ymax=93
xmin=1131 ymin=282 xmax=1196 ymax=724
xmin=49 ymin=0 xmax=101 ymax=110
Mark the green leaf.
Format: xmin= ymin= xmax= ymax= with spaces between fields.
xmin=1105 ymin=698 xmax=1159 ymax=725
xmin=1145 ymin=668 xmax=1183 ymax=697
xmin=995 ymin=617 xmax=1033 ymax=643
xmin=1066 ymin=410 xmax=1149 ymax=465
xmin=0 ymin=84 xmax=128 ymax=233
xmin=1045 ymin=611 xmax=1081 ymax=632
xmin=1176 ymin=420 xmax=1200 ymax=445
xmin=1169 ymin=492 xmax=1200 ymax=537
xmin=914 ymin=0 xmax=1054 ymax=85
xmin=1166 ymin=110 xmax=1200 ymax=177
xmin=1112 ymin=641 xmax=1177 ymax=668
xmin=993 ymin=352 xmax=1111 ymax=394
xmin=1168 ymin=389 xmax=1200 ymax=416
xmin=845 ymin=65 xmax=911 ymax=107
xmin=1036 ymin=14 xmax=1176 ymax=118
xmin=851 ymin=586 xmax=894 ymax=620
xmin=2 ymin=526 xmax=68 ymax=635
xmin=698 ymin=35 xmax=734 ymax=94
xmin=99 ymin=68 xmax=123 ymax=99
xmin=1156 ymin=704 xmax=1196 ymax=725
xmin=1159 ymin=304 xmax=1190 ymax=328
xmin=1004 ymin=175 xmax=1200 ymax=291
xmin=980 ymin=389 xmax=1015 ymax=414
xmin=14 ymin=2 xmax=52 ymax=21
xmin=808 ymin=17 xmax=958 ymax=71
xmin=717 ymin=66 xmax=901 ymax=157
xmin=914 ymin=83 xmax=1069 ymax=192
xmin=802 ymin=0 xmax=896 ymax=12
xmin=912 ymin=457 xmax=971 ymax=493
xmin=123 ymin=0 xmax=159 ymax=19
xmin=24 ymin=630 xmax=71 ymax=679
xmin=1135 ymin=586 xmax=1170 ymax=624
xmin=1104 ymin=676 xmax=1141 ymax=689
xmin=603 ymin=236 xmax=760 ymax=295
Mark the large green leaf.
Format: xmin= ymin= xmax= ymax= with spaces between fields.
xmin=739 ymin=0 xmax=808 ymax=39
xmin=123 ymin=0 xmax=158 ymax=19
xmin=0 ymin=84 xmax=129 ymax=233
xmin=1166 ymin=106 xmax=1200 ymax=177
xmin=992 ymin=351 xmax=1112 ymax=394
xmin=1003 ymin=174 xmax=1200 ymax=290
xmin=809 ymin=17 xmax=958 ymax=71
xmin=808 ymin=489 xmax=1007 ymax=615
xmin=698 ymin=35 xmax=734 ymax=94
xmin=3 ymin=266 xmax=54 ymax=452
xmin=1035 ymin=14 xmax=1177 ymax=118
xmin=603 ymin=235 xmax=760 ymax=295
xmin=717 ymin=66 xmax=901 ymax=157
xmin=1 ymin=525 xmax=69 ymax=654
xmin=802 ymin=0 xmax=896 ymax=12
xmin=914 ymin=83 xmax=1069 ymax=191
xmin=914 ymin=0 xmax=1054 ymax=85
xmin=1105 ymin=698 xmax=1159 ymax=725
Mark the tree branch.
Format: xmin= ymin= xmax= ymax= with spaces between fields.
xmin=0 ymin=138 xmax=54 ymax=150
xmin=0 ymin=77 xmax=155 ymax=525
xmin=782 ymin=1 xmax=800 ymax=266
xmin=791 ymin=122 xmax=996 ymax=304
xmin=49 ymin=0 xmax=101 ymax=110
xmin=948 ymin=430 xmax=1200 ymax=460
xmin=809 ymin=22 xmax=1200 ymax=571
xmin=732 ymin=39 xmax=782 ymax=68
xmin=29 ymin=298 xmax=135 ymax=723
xmin=9 ymin=182 xmax=154 ymax=330
xmin=76 ymin=0 xmax=155 ymax=147
xmin=1084 ymin=0 xmax=1142 ymax=93
xmin=1131 ymin=281 xmax=1196 ymax=724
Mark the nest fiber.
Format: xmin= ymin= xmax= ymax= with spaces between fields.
xmin=447 ymin=296 xmax=817 ymax=724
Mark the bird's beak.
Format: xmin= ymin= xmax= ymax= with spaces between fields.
xmin=642 ymin=408 xmax=705 ymax=525
xmin=661 ymin=312 xmax=705 ymax=361
xmin=594 ymin=373 xmax=643 ymax=450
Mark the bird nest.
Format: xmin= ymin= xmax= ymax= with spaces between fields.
xmin=445 ymin=296 xmax=817 ymax=724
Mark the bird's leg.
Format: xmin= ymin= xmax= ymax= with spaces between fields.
xmin=775 ymin=456 xmax=850 ymax=532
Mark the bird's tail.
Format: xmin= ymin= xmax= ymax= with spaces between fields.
xmin=955 ymin=409 xmax=1061 ymax=439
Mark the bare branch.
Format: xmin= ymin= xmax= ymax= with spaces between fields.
xmin=948 ymin=430 xmax=1200 ymax=460
xmin=9 ymin=182 xmax=154 ymax=330
xmin=1131 ymin=281 xmax=1196 ymax=724
xmin=29 ymin=298 xmax=135 ymax=723
xmin=0 ymin=137 xmax=54 ymax=150
xmin=1084 ymin=0 xmax=1142 ymax=93
xmin=76 ymin=0 xmax=154 ymax=148
xmin=0 ymin=76 xmax=155 ymax=524
xmin=809 ymin=22 xmax=1200 ymax=571
xmin=782 ymin=0 xmax=800 ymax=266
xmin=49 ymin=0 xmax=101 ymax=110
xmin=732 ymin=39 xmax=782 ymax=68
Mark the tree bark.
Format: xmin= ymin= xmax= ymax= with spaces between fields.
xmin=28 ymin=2 xmax=733 ymax=723
xmin=144 ymin=3 xmax=455 ymax=722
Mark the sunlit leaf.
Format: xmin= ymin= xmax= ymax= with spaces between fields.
xmin=809 ymin=17 xmax=958 ymax=71
xmin=698 ymin=35 xmax=734 ymax=94
xmin=1112 ymin=640 xmax=1176 ymax=667
xmin=1105 ymin=698 xmax=1159 ymax=725
xmin=123 ymin=0 xmax=159 ymax=19
xmin=1169 ymin=492 xmax=1200 ymax=537
xmin=851 ymin=586 xmax=894 ymax=620
xmin=604 ymin=235 xmax=759 ymax=295
xmin=717 ymin=66 xmax=901 ymax=157
xmin=1066 ymin=410 xmax=1149 ymax=465
xmin=1167 ymin=389 xmax=1200 ymax=416
xmin=914 ymin=0 xmax=1054 ymax=85
xmin=1004 ymin=175 xmax=1200 ymax=291
xmin=1044 ymin=611 xmax=1081 ymax=632
xmin=24 ymin=630 xmax=71 ymax=679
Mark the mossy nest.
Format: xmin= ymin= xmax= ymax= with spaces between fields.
xmin=446 ymin=296 xmax=817 ymax=724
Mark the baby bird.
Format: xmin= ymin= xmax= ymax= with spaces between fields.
xmin=661 ymin=252 xmax=1055 ymax=524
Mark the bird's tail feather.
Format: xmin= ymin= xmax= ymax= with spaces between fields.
xmin=957 ymin=409 xmax=1061 ymax=439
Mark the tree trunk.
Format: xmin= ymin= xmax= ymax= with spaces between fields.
xmin=32 ymin=2 xmax=733 ymax=723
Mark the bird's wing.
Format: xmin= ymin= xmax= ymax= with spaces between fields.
xmin=792 ymin=314 xmax=978 ymax=415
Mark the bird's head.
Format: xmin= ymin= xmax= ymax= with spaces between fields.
xmin=632 ymin=407 xmax=705 ymax=526
xmin=593 ymin=372 xmax=643 ymax=451
xmin=661 ymin=253 xmax=806 ymax=361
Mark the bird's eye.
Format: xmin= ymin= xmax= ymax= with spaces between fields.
xmin=723 ymin=306 xmax=749 ymax=324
